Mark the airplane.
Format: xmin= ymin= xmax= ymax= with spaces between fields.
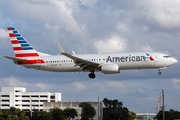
xmin=4 ymin=27 xmax=177 ymax=79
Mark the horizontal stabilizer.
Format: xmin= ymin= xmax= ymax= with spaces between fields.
xmin=3 ymin=56 xmax=25 ymax=61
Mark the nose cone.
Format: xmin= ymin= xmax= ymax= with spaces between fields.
xmin=171 ymin=58 xmax=177 ymax=65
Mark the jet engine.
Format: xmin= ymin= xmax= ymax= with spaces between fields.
xmin=101 ymin=64 xmax=120 ymax=74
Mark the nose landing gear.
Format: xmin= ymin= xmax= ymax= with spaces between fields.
xmin=89 ymin=70 xmax=95 ymax=79
xmin=158 ymin=69 xmax=161 ymax=75
xmin=158 ymin=67 xmax=167 ymax=75
xmin=158 ymin=71 xmax=161 ymax=75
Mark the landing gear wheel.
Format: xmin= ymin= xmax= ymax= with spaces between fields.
xmin=158 ymin=72 xmax=161 ymax=75
xmin=89 ymin=73 xmax=95 ymax=79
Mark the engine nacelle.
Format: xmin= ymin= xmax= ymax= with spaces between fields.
xmin=101 ymin=64 xmax=120 ymax=74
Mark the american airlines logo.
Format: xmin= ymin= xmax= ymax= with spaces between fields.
xmin=106 ymin=55 xmax=147 ymax=62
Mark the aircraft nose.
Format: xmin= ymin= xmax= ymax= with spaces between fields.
xmin=171 ymin=58 xmax=177 ymax=65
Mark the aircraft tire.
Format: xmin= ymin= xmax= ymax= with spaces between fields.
xmin=89 ymin=73 xmax=96 ymax=79
xmin=158 ymin=72 xmax=161 ymax=75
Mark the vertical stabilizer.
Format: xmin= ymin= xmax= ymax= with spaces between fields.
xmin=7 ymin=27 xmax=39 ymax=58
xmin=7 ymin=27 xmax=45 ymax=65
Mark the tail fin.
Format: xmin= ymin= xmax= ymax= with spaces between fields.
xmin=7 ymin=27 xmax=47 ymax=65
xmin=7 ymin=27 xmax=40 ymax=58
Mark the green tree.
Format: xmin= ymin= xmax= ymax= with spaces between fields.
xmin=107 ymin=100 xmax=113 ymax=111
xmin=128 ymin=111 xmax=136 ymax=120
xmin=36 ymin=111 xmax=52 ymax=120
xmin=19 ymin=110 xmax=26 ymax=120
xmin=14 ymin=109 xmax=20 ymax=115
xmin=0 ymin=110 xmax=5 ymax=120
xmin=7 ymin=115 xmax=12 ymax=120
xmin=49 ymin=107 xmax=66 ymax=120
xmin=112 ymin=99 xmax=118 ymax=109
xmin=13 ymin=115 xmax=19 ymax=120
xmin=24 ymin=116 xmax=30 ymax=120
xmin=0 ymin=110 xmax=3 ymax=116
xmin=10 ymin=107 xmax=16 ymax=115
xmin=103 ymin=98 xmax=130 ymax=120
xmin=64 ymin=108 xmax=78 ymax=120
xmin=156 ymin=109 xmax=180 ymax=120
xmin=120 ymin=107 xmax=129 ymax=120
xmin=103 ymin=98 xmax=109 ymax=118
xmin=79 ymin=102 xmax=96 ymax=120
xmin=118 ymin=101 xmax=123 ymax=109
xmin=2 ymin=109 xmax=12 ymax=119
xmin=103 ymin=98 xmax=109 ymax=108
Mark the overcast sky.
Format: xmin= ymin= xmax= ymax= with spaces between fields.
xmin=0 ymin=0 xmax=180 ymax=113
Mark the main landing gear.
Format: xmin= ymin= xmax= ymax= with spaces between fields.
xmin=89 ymin=70 xmax=96 ymax=79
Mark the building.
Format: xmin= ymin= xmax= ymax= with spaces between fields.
xmin=43 ymin=101 xmax=103 ymax=120
xmin=0 ymin=87 xmax=61 ymax=111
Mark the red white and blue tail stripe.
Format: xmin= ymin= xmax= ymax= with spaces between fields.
xmin=7 ymin=27 xmax=45 ymax=65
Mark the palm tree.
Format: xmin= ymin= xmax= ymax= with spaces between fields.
xmin=118 ymin=101 xmax=123 ymax=109
xmin=0 ymin=110 xmax=3 ymax=116
xmin=118 ymin=101 xmax=123 ymax=113
xmin=107 ymin=100 xmax=113 ymax=111
xmin=112 ymin=99 xmax=118 ymax=109
xmin=19 ymin=110 xmax=26 ymax=120
xmin=103 ymin=98 xmax=109 ymax=108
xmin=15 ymin=108 xmax=20 ymax=115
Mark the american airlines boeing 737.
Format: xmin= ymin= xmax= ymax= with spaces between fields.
xmin=4 ymin=27 xmax=177 ymax=79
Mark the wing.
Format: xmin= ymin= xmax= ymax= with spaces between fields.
xmin=57 ymin=42 xmax=100 ymax=70
xmin=4 ymin=56 xmax=25 ymax=62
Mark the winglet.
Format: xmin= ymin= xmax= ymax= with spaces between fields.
xmin=57 ymin=42 xmax=66 ymax=54
xmin=72 ymin=50 xmax=76 ymax=55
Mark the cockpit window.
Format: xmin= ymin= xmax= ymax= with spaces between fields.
xmin=163 ymin=56 xmax=170 ymax=58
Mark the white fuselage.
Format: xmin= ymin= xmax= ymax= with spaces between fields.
xmin=6 ymin=27 xmax=177 ymax=78
xmin=21 ymin=52 xmax=177 ymax=73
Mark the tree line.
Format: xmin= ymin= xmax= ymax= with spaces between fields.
xmin=156 ymin=109 xmax=180 ymax=120
xmin=0 ymin=99 xmax=134 ymax=120
xmin=103 ymin=98 xmax=180 ymax=120
xmin=0 ymin=102 xmax=96 ymax=120
xmin=1 ymin=99 xmax=180 ymax=120
xmin=0 ymin=107 xmax=29 ymax=120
